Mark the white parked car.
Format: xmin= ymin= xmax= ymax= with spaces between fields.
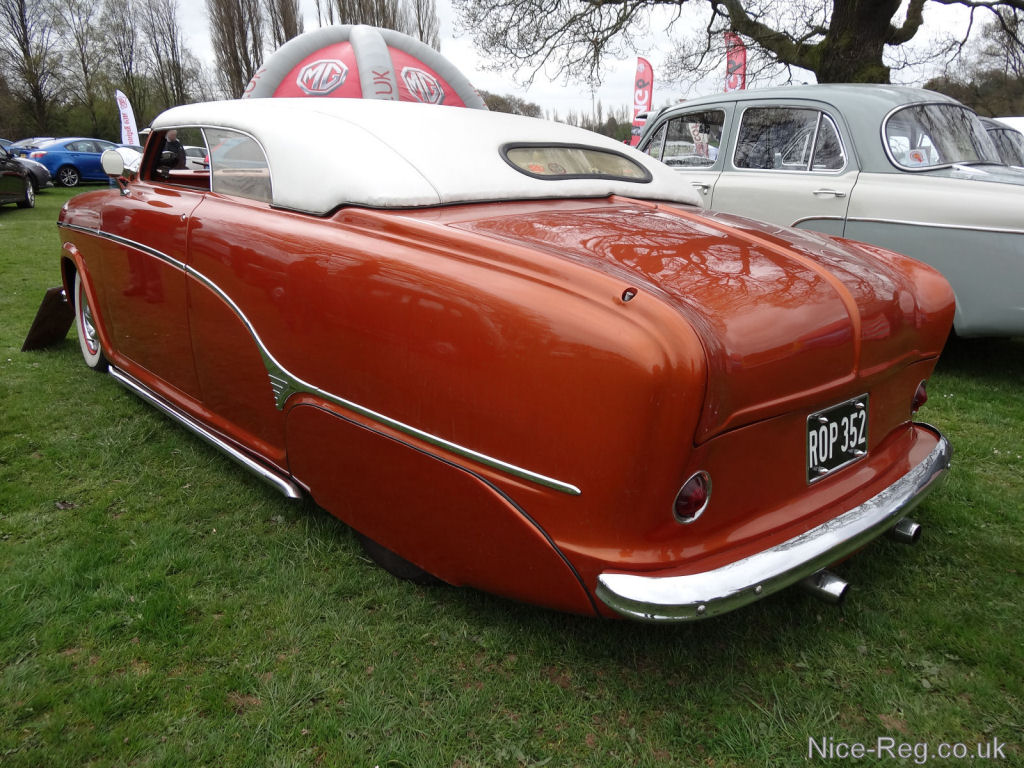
xmin=639 ymin=85 xmax=1024 ymax=337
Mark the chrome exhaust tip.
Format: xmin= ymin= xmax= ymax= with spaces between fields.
xmin=888 ymin=517 xmax=922 ymax=545
xmin=799 ymin=569 xmax=849 ymax=605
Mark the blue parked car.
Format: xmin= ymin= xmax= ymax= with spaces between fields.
xmin=24 ymin=137 xmax=120 ymax=187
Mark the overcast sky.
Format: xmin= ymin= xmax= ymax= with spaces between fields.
xmin=179 ymin=0 xmax=975 ymax=117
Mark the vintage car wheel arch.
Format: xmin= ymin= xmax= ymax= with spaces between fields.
xmin=62 ymin=250 xmax=116 ymax=369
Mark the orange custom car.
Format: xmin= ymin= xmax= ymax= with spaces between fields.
xmin=56 ymin=98 xmax=955 ymax=621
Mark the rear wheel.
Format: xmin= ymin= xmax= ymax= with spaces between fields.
xmin=16 ymin=177 xmax=34 ymax=208
xmin=75 ymin=271 xmax=108 ymax=371
xmin=355 ymin=531 xmax=440 ymax=586
xmin=57 ymin=165 xmax=80 ymax=187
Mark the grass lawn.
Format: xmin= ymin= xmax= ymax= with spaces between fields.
xmin=1 ymin=188 xmax=1021 ymax=767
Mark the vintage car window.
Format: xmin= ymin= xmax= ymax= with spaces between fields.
xmin=734 ymin=107 xmax=845 ymax=172
xmin=205 ymin=128 xmax=272 ymax=202
xmin=146 ymin=127 xmax=211 ymax=190
xmin=641 ymin=122 xmax=668 ymax=160
xmin=986 ymin=127 xmax=1024 ymax=166
xmin=884 ymin=104 xmax=998 ymax=169
xmin=660 ymin=110 xmax=725 ymax=168
xmin=504 ymin=144 xmax=651 ymax=182
xmin=811 ymin=116 xmax=845 ymax=170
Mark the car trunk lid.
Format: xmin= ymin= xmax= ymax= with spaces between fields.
xmin=451 ymin=199 xmax=936 ymax=441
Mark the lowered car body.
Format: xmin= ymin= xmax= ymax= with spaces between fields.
xmin=52 ymin=98 xmax=954 ymax=620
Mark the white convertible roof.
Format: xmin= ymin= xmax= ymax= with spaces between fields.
xmin=152 ymin=99 xmax=700 ymax=214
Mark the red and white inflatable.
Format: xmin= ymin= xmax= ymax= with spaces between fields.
xmin=243 ymin=25 xmax=486 ymax=109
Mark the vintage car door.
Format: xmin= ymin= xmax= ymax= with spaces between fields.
xmin=710 ymin=103 xmax=859 ymax=236
xmin=182 ymin=128 xmax=287 ymax=465
xmin=88 ymin=152 xmax=204 ymax=400
xmin=639 ymin=106 xmax=731 ymax=206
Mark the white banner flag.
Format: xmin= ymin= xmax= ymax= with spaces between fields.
xmin=115 ymin=90 xmax=139 ymax=146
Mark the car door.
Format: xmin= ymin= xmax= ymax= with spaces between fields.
xmin=91 ymin=144 xmax=205 ymax=400
xmin=639 ymin=106 xmax=732 ymax=206
xmin=80 ymin=140 xmax=114 ymax=180
xmin=711 ymin=103 xmax=859 ymax=236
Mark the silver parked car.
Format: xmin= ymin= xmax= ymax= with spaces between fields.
xmin=639 ymin=85 xmax=1024 ymax=337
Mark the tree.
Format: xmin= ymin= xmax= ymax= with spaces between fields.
xmin=265 ymin=0 xmax=304 ymax=48
xmin=0 ymin=0 xmax=63 ymax=131
xmin=137 ymin=0 xmax=203 ymax=108
xmin=453 ymin=0 xmax=1024 ymax=88
xmin=480 ymin=89 xmax=542 ymax=116
xmin=103 ymin=0 xmax=147 ymax=121
xmin=926 ymin=10 xmax=1024 ymax=115
xmin=314 ymin=0 xmax=441 ymax=49
xmin=57 ymin=0 xmax=106 ymax=136
xmin=207 ymin=0 xmax=265 ymax=97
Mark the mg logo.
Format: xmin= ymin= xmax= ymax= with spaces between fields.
xmin=401 ymin=67 xmax=444 ymax=104
xmin=296 ymin=59 xmax=348 ymax=96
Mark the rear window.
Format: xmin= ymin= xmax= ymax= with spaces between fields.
xmin=884 ymin=103 xmax=997 ymax=169
xmin=503 ymin=144 xmax=651 ymax=182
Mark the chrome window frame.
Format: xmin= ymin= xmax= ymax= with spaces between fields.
xmin=145 ymin=124 xmax=274 ymax=203
xmin=730 ymin=105 xmax=848 ymax=175
xmin=654 ymin=108 xmax=728 ymax=170
xmin=880 ymin=101 xmax=997 ymax=172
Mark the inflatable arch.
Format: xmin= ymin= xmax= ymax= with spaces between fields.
xmin=242 ymin=24 xmax=487 ymax=109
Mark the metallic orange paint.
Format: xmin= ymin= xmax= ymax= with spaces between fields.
xmin=57 ymin=177 xmax=955 ymax=618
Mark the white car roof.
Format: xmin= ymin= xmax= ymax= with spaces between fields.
xmin=152 ymin=99 xmax=700 ymax=214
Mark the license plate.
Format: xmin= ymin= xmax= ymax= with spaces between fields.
xmin=806 ymin=395 xmax=869 ymax=483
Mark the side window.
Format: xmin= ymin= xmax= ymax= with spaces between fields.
xmin=146 ymin=127 xmax=210 ymax=190
xmin=662 ymin=110 xmax=725 ymax=168
xmin=641 ymin=122 xmax=667 ymax=161
xmin=812 ymin=116 xmax=845 ymax=170
xmin=205 ymin=128 xmax=272 ymax=203
xmin=734 ymin=107 xmax=845 ymax=172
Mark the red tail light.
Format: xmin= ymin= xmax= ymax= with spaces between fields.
xmin=673 ymin=471 xmax=711 ymax=524
xmin=29 ymin=151 xmax=45 ymax=158
xmin=912 ymin=380 xmax=928 ymax=413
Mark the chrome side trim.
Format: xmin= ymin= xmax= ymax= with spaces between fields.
xmin=109 ymin=365 xmax=303 ymax=499
xmin=845 ymin=216 xmax=1024 ymax=236
xmin=62 ymin=222 xmax=581 ymax=496
xmin=595 ymin=424 xmax=951 ymax=621
xmin=790 ymin=215 xmax=846 ymax=228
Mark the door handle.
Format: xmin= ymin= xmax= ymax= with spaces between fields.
xmin=812 ymin=188 xmax=847 ymax=198
xmin=690 ymin=181 xmax=710 ymax=194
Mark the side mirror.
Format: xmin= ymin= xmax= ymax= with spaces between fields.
xmin=101 ymin=149 xmax=125 ymax=177
xmin=101 ymin=149 xmax=130 ymax=195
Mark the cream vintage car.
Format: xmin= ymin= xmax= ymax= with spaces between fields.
xmin=639 ymin=85 xmax=1024 ymax=337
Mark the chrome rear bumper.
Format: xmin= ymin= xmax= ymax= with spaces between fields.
xmin=596 ymin=424 xmax=951 ymax=622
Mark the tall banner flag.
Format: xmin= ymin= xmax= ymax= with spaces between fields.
xmin=629 ymin=57 xmax=654 ymax=146
xmin=724 ymin=33 xmax=747 ymax=91
xmin=724 ymin=33 xmax=749 ymax=92
xmin=115 ymin=90 xmax=140 ymax=146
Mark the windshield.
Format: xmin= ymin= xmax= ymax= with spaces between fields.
xmin=884 ymin=103 xmax=998 ymax=169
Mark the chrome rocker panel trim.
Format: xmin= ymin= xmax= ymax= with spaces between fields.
xmin=109 ymin=365 xmax=304 ymax=500
xmin=596 ymin=424 xmax=951 ymax=622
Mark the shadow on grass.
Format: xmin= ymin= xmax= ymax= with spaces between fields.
xmin=937 ymin=334 xmax=1024 ymax=382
